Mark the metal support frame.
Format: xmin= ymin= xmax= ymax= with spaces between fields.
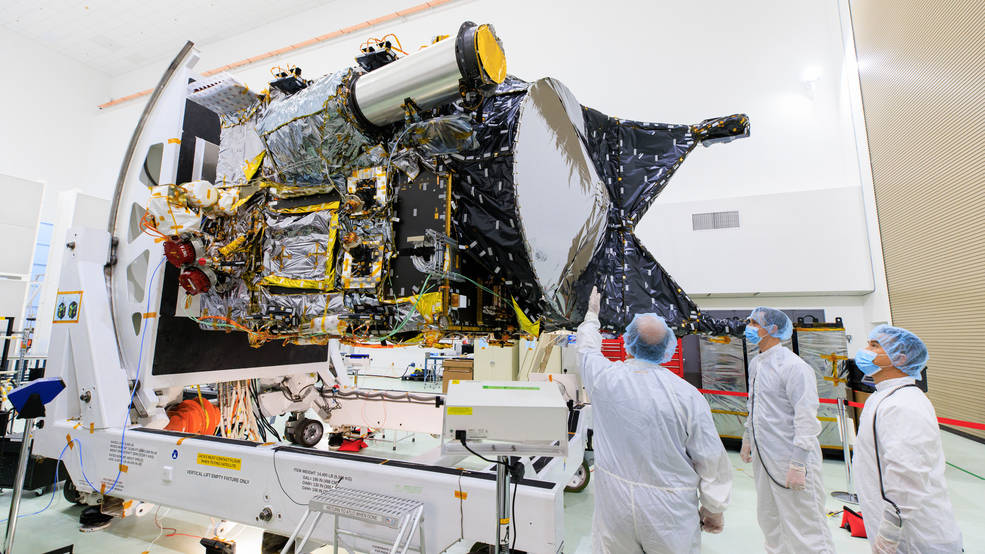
xmin=830 ymin=398 xmax=859 ymax=505
xmin=2 ymin=418 xmax=35 ymax=554
xmin=495 ymin=456 xmax=511 ymax=554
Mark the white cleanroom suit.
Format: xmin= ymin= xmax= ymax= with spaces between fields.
xmin=577 ymin=311 xmax=732 ymax=553
xmin=743 ymin=343 xmax=836 ymax=553
xmin=853 ymin=376 xmax=963 ymax=553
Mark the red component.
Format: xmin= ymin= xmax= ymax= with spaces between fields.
xmin=178 ymin=267 xmax=212 ymax=295
xmin=601 ymin=338 xmax=627 ymax=361
xmin=601 ymin=336 xmax=685 ymax=378
xmin=164 ymin=399 xmax=220 ymax=435
xmin=338 ymin=438 xmax=368 ymax=452
xmin=840 ymin=507 xmax=867 ymax=538
xmin=662 ymin=339 xmax=684 ymax=378
xmin=163 ymin=239 xmax=196 ymax=267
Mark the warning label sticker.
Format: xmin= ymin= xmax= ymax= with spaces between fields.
xmin=294 ymin=467 xmax=351 ymax=494
xmin=107 ymin=440 xmax=158 ymax=467
xmin=196 ymin=453 xmax=242 ymax=471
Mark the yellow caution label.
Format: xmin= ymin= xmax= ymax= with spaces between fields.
xmin=500 ymin=518 xmax=510 ymax=525
xmin=196 ymin=453 xmax=242 ymax=471
xmin=447 ymin=407 xmax=473 ymax=416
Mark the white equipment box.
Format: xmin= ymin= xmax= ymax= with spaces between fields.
xmin=441 ymin=381 xmax=568 ymax=457
xmin=473 ymin=341 xmax=518 ymax=380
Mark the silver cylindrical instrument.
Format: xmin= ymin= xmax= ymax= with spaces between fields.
xmin=352 ymin=22 xmax=506 ymax=127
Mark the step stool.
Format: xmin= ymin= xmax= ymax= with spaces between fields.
xmin=280 ymin=487 xmax=426 ymax=554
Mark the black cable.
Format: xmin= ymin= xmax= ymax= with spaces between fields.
xmin=256 ymin=417 xmax=267 ymax=442
xmin=251 ymin=380 xmax=282 ymax=441
xmin=272 ymin=449 xmax=304 ymax=506
xmin=457 ymin=471 xmax=465 ymax=542
xmin=873 ymin=384 xmax=920 ymax=526
xmin=459 ymin=438 xmax=508 ymax=467
xmin=262 ymin=413 xmax=281 ymax=442
xmin=280 ymin=383 xmax=315 ymax=403
xmin=511 ymin=480 xmax=519 ymax=552
xmin=748 ymin=377 xmax=791 ymax=489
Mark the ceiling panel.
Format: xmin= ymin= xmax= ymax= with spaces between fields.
xmin=0 ymin=0 xmax=329 ymax=76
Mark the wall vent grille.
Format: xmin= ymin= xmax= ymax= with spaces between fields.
xmin=692 ymin=211 xmax=740 ymax=230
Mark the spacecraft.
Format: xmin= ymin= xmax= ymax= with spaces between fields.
xmin=133 ymin=21 xmax=749 ymax=354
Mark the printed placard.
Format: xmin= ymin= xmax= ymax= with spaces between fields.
xmin=196 ymin=452 xmax=242 ymax=471
xmin=53 ymin=291 xmax=83 ymax=323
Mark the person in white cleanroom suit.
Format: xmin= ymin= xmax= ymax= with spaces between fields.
xmin=852 ymin=325 xmax=963 ymax=553
xmin=739 ymin=307 xmax=835 ymax=553
xmin=576 ymin=287 xmax=732 ymax=553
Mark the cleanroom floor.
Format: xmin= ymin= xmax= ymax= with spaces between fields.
xmin=3 ymin=419 xmax=983 ymax=553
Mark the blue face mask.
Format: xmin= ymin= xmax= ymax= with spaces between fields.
xmin=744 ymin=325 xmax=762 ymax=345
xmin=854 ymin=348 xmax=882 ymax=376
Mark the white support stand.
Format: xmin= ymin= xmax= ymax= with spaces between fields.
xmin=830 ymin=398 xmax=859 ymax=504
xmin=494 ymin=457 xmax=511 ymax=554
xmin=2 ymin=419 xmax=35 ymax=554
xmin=324 ymin=339 xmax=353 ymax=389
xmin=46 ymin=228 xmax=134 ymax=429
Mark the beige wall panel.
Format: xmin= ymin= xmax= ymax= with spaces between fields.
xmin=851 ymin=0 xmax=985 ymax=438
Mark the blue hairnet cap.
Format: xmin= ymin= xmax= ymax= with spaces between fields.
xmin=624 ymin=313 xmax=677 ymax=364
xmin=869 ymin=324 xmax=928 ymax=378
xmin=746 ymin=307 xmax=793 ymax=340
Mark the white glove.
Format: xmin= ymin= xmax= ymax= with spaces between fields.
xmin=873 ymin=533 xmax=899 ymax=554
xmin=587 ymin=286 xmax=601 ymax=316
xmin=874 ymin=514 xmax=901 ymax=554
xmin=739 ymin=438 xmax=752 ymax=463
xmin=785 ymin=461 xmax=806 ymax=490
xmin=699 ymin=506 xmax=724 ymax=534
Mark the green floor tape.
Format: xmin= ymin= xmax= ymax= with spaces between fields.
xmin=947 ymin=461 xmax=985 ymax=481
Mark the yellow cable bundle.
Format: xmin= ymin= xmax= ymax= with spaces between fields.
xmin=196 ymin=385 xmax=210 ymax=433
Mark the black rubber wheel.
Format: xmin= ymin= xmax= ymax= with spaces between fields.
xmin=63 ymin=479 xmax=84 ymax=505
xmin=291 ymin=418 xmax=324 ymax=447
xmin=79 ymin=505 xmax=113 ymax=531
xmin=261 ymin=531 xmax=295 ymax=554
xmin=565 ymin=459 xmax=591 ymax=493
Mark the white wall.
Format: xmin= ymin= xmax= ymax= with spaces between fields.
xmin=91 ymin=0 xmax=889 ymax=338
xmin=644 ymin=187 xmax=874 ymax=295
xmin=0 ymin=174 xmax=43 ymax=328
xmin=0 ymin=28 xmax=111 ymax=222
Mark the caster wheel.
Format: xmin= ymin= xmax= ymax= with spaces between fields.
xmin=565 ymin=459 xmax=591 ymax=493
xmin=287 ymin=418 xmax=324 ymax=447
xmin=63 ymin=479 xmax=84 ymax=505
xmin=79 ymin=505 xmax=113 ymax=532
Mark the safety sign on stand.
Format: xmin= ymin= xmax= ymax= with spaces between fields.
xmin=53 ymin=290 xmax=83 ymax=324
